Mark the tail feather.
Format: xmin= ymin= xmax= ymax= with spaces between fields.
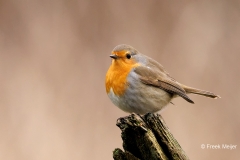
xmin=182 ymin=85 xmax=221 ymax=99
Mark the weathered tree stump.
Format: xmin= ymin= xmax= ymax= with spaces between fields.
xmin=113 ymin=113 xmax=189 ymax=160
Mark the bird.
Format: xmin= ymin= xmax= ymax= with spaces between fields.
xmin=105 ymin=44 xmax=220 ymax=114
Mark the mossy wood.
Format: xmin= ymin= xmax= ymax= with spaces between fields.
xmin=113 ymin=113 xmax=189 ymax=160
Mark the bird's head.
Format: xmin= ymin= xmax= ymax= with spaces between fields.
xmin=110 ymin=44 xmax=141 ymax=67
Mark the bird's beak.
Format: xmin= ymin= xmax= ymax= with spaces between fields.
xmin=110 ymin=54 xmax=118 ymax=59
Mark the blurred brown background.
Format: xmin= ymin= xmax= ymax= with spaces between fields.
xmin=0 ymin=0 xmax=239 ymax=160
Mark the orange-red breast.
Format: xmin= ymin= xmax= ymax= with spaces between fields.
xmin=105 ymin=44 xmax=220 ymax=114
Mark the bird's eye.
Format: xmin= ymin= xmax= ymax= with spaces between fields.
xmin=126 ymin=54 xmax=131 ymax=59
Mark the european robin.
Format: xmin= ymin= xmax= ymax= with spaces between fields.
xmin=105 ymin=44 xmax=220 ymax=114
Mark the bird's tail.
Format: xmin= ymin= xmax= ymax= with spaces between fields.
xmin=182 ymin=85 xmax=221 ymax=99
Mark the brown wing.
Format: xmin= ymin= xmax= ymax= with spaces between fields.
xmin=134 ymin=65 xmax=194 ymax=103
xmin=142 ymin=55 xmax=177 ymax=82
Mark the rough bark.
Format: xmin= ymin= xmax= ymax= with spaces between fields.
xmin=113 ymin=113 xmax=189 ymax=160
